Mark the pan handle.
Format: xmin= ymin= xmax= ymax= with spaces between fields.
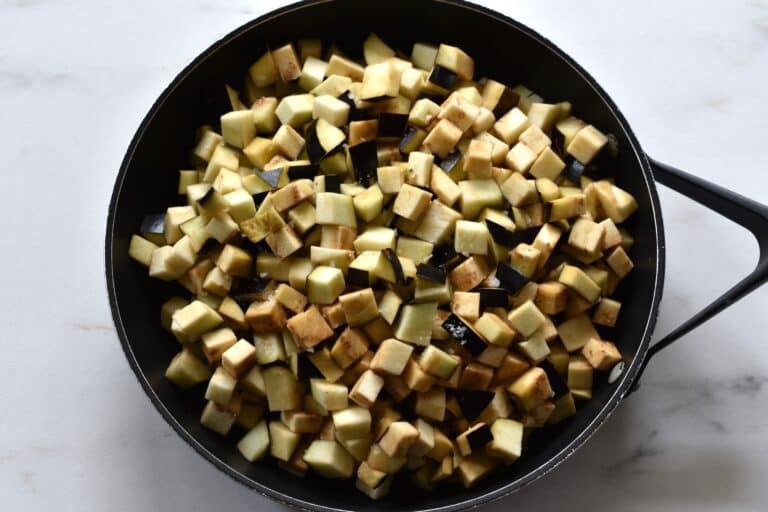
xmin=630 ymin=158 xmax=768 ymax=392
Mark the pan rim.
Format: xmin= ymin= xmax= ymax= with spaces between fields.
xmin=104 ymin=0 xmax=665 ymax=510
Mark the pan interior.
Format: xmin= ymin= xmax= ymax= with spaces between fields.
xmin=106 ymin=1 xmax=663 ymax=510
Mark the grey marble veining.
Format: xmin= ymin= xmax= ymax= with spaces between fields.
xmin=0 ymin=1 xmax=766 ymax=511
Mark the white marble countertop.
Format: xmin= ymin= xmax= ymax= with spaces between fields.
xmin=1 ymin=0 xmax=767 ymax=510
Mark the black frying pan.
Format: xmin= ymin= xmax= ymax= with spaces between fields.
xmin=104 ymin=1 xmax=768 ymax=510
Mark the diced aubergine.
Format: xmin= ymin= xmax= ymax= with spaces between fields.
xmin=496 ymin=263 xmax=530 ymax=295
xmin=457 ymin=423 xmax=493 ymax=454
xmin=135 ymin=34 xmax=637 ymax=497
xmin=394 ymin=302 xmax=438 ymax=346
xmin=416 ymin=263 xmax=446 ymax=284
xmin=455 ymin=389 xmax=495 ymax=422
xmin=591 ymin=132 xmax=620 ymax=171
xmin=306 ymin=119 xmax=346 ymax=162
xmin=346 ymin=267 xmax=370 ymax=288
xmin=551 ymin=129 xmax=566 ymax=158
xmin=400 ymin=125 xmax=426 ymax=153
xmin=383 ymin=248 xmax=406 ymax=285
xmin=436 ymin=149 xmax=463 ymax=173
xmin=539 ymin=360 xmax=569 ymax=399
xmin=252 ymin=190 xmax=269 ymax=205
xmin=485 ymin=219 xmax=518 ymax=247
xmin=237 ymin=420 xmax=270 ymax=462
xmin=293 ymin=353 xmax=324 ymax=380
xmin=377 ymin=113 xmax=409 ymax=139
xmin=349 ymin=140 xmax=378 ymax=186
xmin=428 ymin=65 xmax=458 ymax=90
xmin=430 ymin=244 xmax=462 ymax=269
xmin=140 ymin=213 xmax=165 ymax=243
xmin=441 ymin=314 xmax=486 ymax=356
xmin=303 ymin=440 xmax=355 ymax=478
xmin=260 ymin=168 xmax=283 ymax=188
xmin=477 ymin=288 xmax=509 ymax=308
xmin=563 ymin=158 xmax=587 ymax=183
xmin=492 ymin=87 xmax=521 ymax=119
xmin=286 ymin=163 xmax=319 ymax=180
xmin=488 ymin=418 xmax=523 ymax=463
xmin=230 ymin=275 xmax=273 ymax=303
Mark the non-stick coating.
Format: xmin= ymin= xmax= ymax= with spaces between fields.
xmin=106 ymin=0 xmax=664 ymax=510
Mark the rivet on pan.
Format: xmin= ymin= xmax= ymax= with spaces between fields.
xmin=608 ymin=361 xmax=626 ymax=384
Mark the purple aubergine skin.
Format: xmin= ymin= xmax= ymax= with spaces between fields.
xmin=348 ymin=139 xmax=378 ymax=186
xmin=259 ymin=168 xmax=283 ymax=189
xmin=399 ymin=125 xmax=424 ymax=153
xmin=105 ymin=0 xmax=674 ymax=510
xmin=286 ymin=163 xmax=320 ymax=181
xmin=442 ymin=314 xmax=488 ymax=356
xmin=496 ymin=262 xmax=530 ymax=295
xmin=476 ymin=287 xmax=509 ymax=308
xmin=139 ymin=213 xmax=165 ymax=235
xmin=304 ymin=121 xmax=326 ymax=163
xmin=485 ymin=218 xmax=519 ymax=247
xmin=436 ymin=149 xmax=463 ymax=174
xmin=428 ymin=65 xmax=459 ymax=90
xmin=465 ymin=423 xmax=494 ymax=451
xmin=456 ymin=389 xmax=496 ymax=422
xmin=346 ymin=267 xmax=370 ymax=289
xmin=383 ymin=248 xmax=406 ymax=285
xmin=377 ymin=112 xmax=409 ymax=140
xmin=322 ymin=174 xmax=341 ymax=194
xmin=492 ymin=87 xmax=521 ymax=118
xmin=416 ymin=263 xmax=447 ymax=284
xmin=539 ymin=360 xmax=570 ymax=400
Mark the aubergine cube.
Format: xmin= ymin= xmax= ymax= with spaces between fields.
xmin=140 ymin=213 xmax=165 ymax=236
xmin=492 ymin=87 xmax=521 ymax=119
xmin=430 ymin=244 xmax=462 ymax=269
xmin=198 ymin=237 xmax=222 ymax=256
xmin=477 ymin=288 xmax=508 ymax=308
xmin=305 ymin=119 xmax=346 ymax=163
xmin=305 ymin=121 xmax=325 ymax=163
xmin=340 ymin=91 xmax=373 ymax=121
xmin=428 ymin=65 xmax=458 ymax=90
xmin=239 ymin=238 xmax=270 ymax=256
xmin=252 ymin=190 xmax=269 ymax=205
xmin=377 ymin=113 xmax=409 ymax=140
xmin=198 ymin=187 xmax=216 ymax=207
xmin=287 ymin=164 xmax=319 ymax=180
xmin=383 ymin=248 xmax=406 ymax=285
xmin=349 ymin=140 xmax=378 ymax=186
xmin=466 ymin=423 xmax=493 ymax=451
xmin=294 ymin=353 xmax=324 ymax=380
xmin=485 ymin=219 xmax=518 ymax=247
xmin=260 ymin=168 xmax=283 ymax=188
xmin=351 ymin=108 xmax=377 ymax=122
xmin=496 ymin=263 xmax=529 ymax=294
xmin=539 ymin=360 xmax=569 ymax=399
xmin=399 ymin=125 xmax=424 ymax=153
xmin=416 ymin=263 xmax=446 ymax=284
xmin=231 ymin=276 xmax=273 ymax=303
xmin=338 ymin=91 xmax=356 ymax=110
xmin=551 ymin=129 xmax=566 ymax=158
xmin=441 ymin=314 xmax=486 ymax=356
xmin=324 ymin=174 xmax=342 ymax=193
xmin=347 ymin=267 xmax=370 ymax=289
xmin=590 ymin=133 xmax=620 ymax=174
xmin=563 ymin=158 xmax=587 ymax=183
xmin=456 ymin=389 xmax=495 ymax=422
xmin=436 ymin=149 xmax=462 ymax=173
xmin=318 ymin=118 xmax=347 ymax=154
